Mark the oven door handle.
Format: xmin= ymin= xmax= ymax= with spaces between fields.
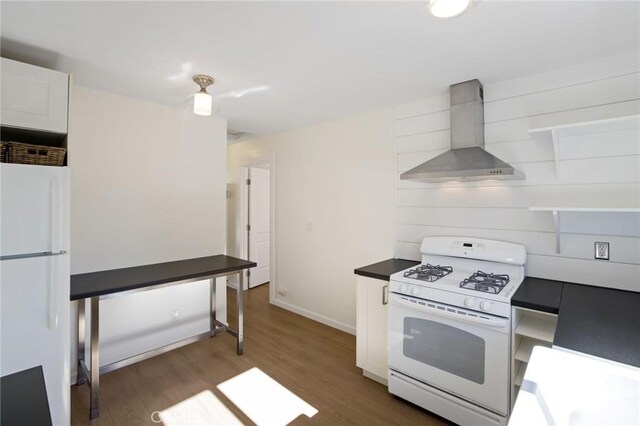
xmin=390 ymin=295 xmax=509 ymax=329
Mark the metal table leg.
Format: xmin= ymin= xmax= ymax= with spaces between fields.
xmin=210 ymin=277 xmax=216 ymax=337
xmin=77 ymin=299 xmax=86 ymax=385
xmin=89 ymin=296 xmax=100 ymax=419
xmin=237 ymin=271 xmax=244 ymax=355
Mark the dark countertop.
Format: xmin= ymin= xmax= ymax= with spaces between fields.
xmin=554 ymin=283 xmax=640 ymax=368
xmin=512 ymin=277 xmax=564 ymax=314
xmin=514 ymin=276 xmax=640 ymax=368
xmin=1 ymin=366 xmax=52 ymax=426
xmin=354 ymin=258 xmax=420 ymax=281
xmin=71 ymin=255 xmax=256 ymax=300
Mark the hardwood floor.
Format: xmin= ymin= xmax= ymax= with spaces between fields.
xmin=71 ymin=284 xmax=448 ymax=425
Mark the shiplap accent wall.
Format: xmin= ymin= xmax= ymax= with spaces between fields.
xmin=395 ymin=53 xmax=640 ymax=292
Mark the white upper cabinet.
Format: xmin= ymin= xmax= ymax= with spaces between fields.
xmin=1 ymin=58 xmax=69 ymax=134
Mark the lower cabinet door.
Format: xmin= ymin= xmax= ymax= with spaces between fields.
xmin=356 ymin=275 xmax=389 ymax=381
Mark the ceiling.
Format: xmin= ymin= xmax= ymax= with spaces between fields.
xmin=2 ymin=1 xmax=638 ymax=138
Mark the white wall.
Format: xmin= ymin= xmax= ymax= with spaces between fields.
xmin=227 ymin=52 xmax=639 ymax=335
xmin=227 ymin=108 xmax=396 ymax=333
xmin=68 ymin=86 xmax=228 ymax=373
xmin=395 ymin=52 xmax=640 ymax=291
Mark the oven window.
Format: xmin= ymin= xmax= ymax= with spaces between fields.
xmin=403 ymin=317 xmax=485 ymax=384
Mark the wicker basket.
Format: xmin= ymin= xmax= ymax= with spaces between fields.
xmin=0 ymin=141 xmax=66 ymax=166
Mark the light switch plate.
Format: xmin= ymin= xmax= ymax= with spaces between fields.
xmin=594 ymin=242 xmax=610 ymax=260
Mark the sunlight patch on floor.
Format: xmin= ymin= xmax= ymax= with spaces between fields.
xmin=155 ymin=390 xmax=243 ymax=426
xmin=217 ymin=367 xmax=318 ymax=425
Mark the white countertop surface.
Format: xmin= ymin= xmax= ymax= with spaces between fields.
xmin=509 ymin=346 xmax=640 ymax=426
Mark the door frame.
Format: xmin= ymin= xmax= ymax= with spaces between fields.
xmin=236 ymin=151 xmax=276 ymax=303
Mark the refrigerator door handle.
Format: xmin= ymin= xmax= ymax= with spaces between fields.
xmin=49 ymin=177 xmax=61 ymax=331
xmin=51 ymin=177 xmax=62 ymax=254
xmin=0 ymin=251 xmax=66 ymax=261
xmin=49 ymin=255 xmax=59 ymax=330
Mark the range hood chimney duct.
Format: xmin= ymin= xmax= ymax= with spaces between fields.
xmin=400 ymin=79 xmax=525 ymax=182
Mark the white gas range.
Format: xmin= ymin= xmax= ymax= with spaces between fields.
xmin=388 ymin=237 xmax=526 ymax=426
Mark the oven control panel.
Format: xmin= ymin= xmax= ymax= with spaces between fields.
xmin=399 ymin=284 xmax=422 ymax=297
xmin=464 ymin=297 xmax=493 ymax=312
xmin=480 ymin=300 xmax=493 ymax=311
xmin=452 ymin=241 xmax=486 ymax=256
xmin=419 ymin=236 xmax=527 ymax=265
xmin=389 ymin=280 xmax=511 ymax=318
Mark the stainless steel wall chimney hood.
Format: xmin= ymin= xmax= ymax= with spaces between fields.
xmin=400 ymin=79 xmax=525 ymax=182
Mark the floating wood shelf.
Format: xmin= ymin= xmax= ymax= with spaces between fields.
xmin=530 ymin=207 xmax=640 ymax=212
xmin=529 ymin=115 xmax=640 ymax=253
xmin=529 ymin=114 xmax=640 ymax=178
xmin=528 ymin=183 xmax=640 ymax=253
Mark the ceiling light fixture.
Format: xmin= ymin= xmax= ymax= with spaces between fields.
xmin=192 ymin=74 xmax=215 ymax=116
xmin=429 ymin=0 xmax=470 ymax=18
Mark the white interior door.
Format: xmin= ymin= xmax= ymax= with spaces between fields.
xmin=248 ymin=167 xmax=270 ymax=288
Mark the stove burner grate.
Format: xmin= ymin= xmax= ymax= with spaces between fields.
xmin=460 ymin=271 xmax=510 ymax=294
xmin=404 ymin=264 xmax=453 ymax=282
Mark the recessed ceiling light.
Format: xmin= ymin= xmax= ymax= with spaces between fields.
xmin=429 ymin=0 xmax=470 ymax=18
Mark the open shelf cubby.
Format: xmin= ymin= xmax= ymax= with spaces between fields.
xmin=511 ymin=307 xmax=558 ymax=408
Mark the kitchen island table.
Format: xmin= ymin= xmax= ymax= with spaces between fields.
xmin=71 ymin=255 xmax=256 ymax=420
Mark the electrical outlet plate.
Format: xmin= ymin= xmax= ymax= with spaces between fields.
xmin=594 ymin=242 xmax=610 ymax=260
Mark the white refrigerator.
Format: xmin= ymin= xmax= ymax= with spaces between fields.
xmin=1 ymin=163 xmax=70 ymax=425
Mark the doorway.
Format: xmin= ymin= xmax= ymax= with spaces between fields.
xmin=242 ymin=165 xmax=271 ymax=289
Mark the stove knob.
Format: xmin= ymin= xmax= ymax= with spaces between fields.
xmin=480 ymin=300 xmax=492 ymax=311
xmin=464 ymin=297 xmax=476 ymax=308
xmin=400 ymin=284 xmax=409 ymax=294
xmin=411 ymin=287 xmax=420 ymax=296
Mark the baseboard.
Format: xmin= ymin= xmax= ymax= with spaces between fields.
xmin=363 ymin=370 xmax=388 ymax=386
xmin=271 ymin=298 xmax=356 ymax=335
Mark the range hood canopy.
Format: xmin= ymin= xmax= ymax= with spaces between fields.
xmin=401 ymin=79 xmax=525 ymax=182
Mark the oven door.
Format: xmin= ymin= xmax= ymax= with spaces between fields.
xmin=388 ymin=292 xmax=510 ymax=415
